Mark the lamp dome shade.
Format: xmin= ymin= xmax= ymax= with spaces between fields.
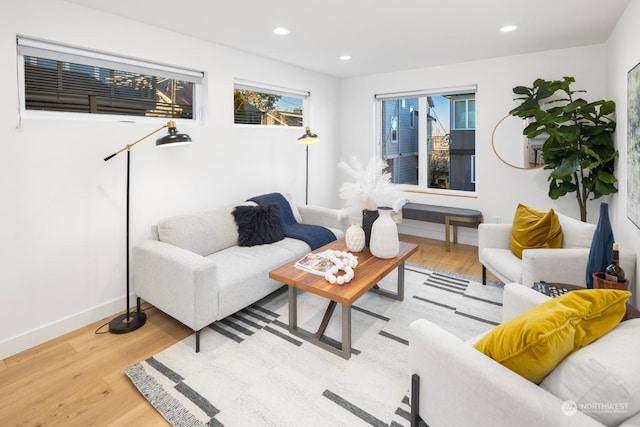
xmin=298 ymin=126 xmax=319 ymax=145
xmin=156 ymin=121 xmax=192 ymax=147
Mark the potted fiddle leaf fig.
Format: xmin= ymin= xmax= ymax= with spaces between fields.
xmin=509 ymin=76 xmax=618 ymax=222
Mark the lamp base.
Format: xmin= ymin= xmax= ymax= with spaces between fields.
xmin=108 ymin=311 xmax=147 ymax=334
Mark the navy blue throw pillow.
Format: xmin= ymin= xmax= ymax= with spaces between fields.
xmin=232 ymin=204 xmax=285 ymax=247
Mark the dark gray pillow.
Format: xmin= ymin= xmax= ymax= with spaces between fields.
xmin=232 ymin=204 xmax=285 ymax=246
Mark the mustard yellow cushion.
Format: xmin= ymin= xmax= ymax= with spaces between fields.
xmin=510 ymin=203 xmax=563 ymax=258
xmin=473 ymin=289 xmax=630 ymax=384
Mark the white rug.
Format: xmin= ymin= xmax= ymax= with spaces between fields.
xmin=125 ymin=265 xmax=503 ymax=427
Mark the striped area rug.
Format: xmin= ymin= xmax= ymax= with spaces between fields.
xmin=125 ymin=264 xmax=503 ymax=427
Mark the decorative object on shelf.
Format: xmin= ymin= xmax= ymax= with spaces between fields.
xmin=370 ymin=206 xmax=400 ymax=259
xmin=322 ymin=250 xmax=358 ymax=285
xmin=585 ymin=202 xmax=614 ymax=288
xmin=338 ymin=156 xmax=406 ymax=246
xmin=103 ymin=121 xmax=192 ymax=334
xmin=345 ymin=223 xmax=366 ymax=252
xmin=297 ymin=126 xmax=319 ymax=205
xmin=510 ymin=76 xmax=618 ymax=222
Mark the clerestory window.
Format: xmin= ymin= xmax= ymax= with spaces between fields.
xmin=17 ymin=36 xmax=204 ymax=120
xmin=234 ymin=80 xmax=306 ymax=127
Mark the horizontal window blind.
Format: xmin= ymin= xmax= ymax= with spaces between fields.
xmin=18 ymin=36 xmax=204 ymax=119
xmin=234 ymin=79 xmax=309 ymax=98
xmin=374 ymin=84 xmax=476 ymax=100
xmin=18 ymin=36 xmax=204 ymax=83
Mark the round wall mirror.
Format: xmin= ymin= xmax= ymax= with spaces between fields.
xmin=491 ymin=114 xmax=545 ymax=169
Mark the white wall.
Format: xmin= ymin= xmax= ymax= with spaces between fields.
xmin=0 ymin=0 xmax=340 ymax=358
xmin=340 ymin=45 xmax=608 ymax=241
xmin=339 ymin=7 xmax=640 ymax=306
xmin=3 ymin=0 xmax=639 ymax=359
xmin=606 ymin=0 xmax=640 ymax=307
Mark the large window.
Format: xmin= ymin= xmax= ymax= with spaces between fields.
xmin=234 ymin=81 xmax=306 ymax=127
xmin=17 ymin=36 xmax=204 ymax=120
xmin=376 ymin=86 xmax=477 ymax=192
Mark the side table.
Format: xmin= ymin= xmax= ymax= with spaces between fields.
xmin=592 ymin=272 xmax=629 ymax=290
xmin=533 ymin=281 xmax=640 ymax=321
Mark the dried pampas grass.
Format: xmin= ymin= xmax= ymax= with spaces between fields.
xmin=338 ymin=157 xmax=405 ymax=212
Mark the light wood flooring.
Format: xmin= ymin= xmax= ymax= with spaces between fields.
xmin=0 ymin=235 xmax=497 ymax=426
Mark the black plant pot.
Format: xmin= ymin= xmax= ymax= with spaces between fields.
xmin=362 ymin=209 xmax=379 ymax=247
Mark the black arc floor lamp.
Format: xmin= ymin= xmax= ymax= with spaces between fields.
xmin=104 ymin=120 xmax=192 ymax=334
xmin=297 ymin=126 xmax=319 ymax=205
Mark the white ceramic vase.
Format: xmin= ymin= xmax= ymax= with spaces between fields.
xmin=369 ymin=206 xmax=399 ymax=258
xmin=345 ymin=223 xmax=366 ymax=252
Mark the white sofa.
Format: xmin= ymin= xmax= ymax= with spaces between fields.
xmin=409 ymin=283 xmax=640 ymax=426
xmin=132 ymin=194 xmax=348 ymax=351
xmin=479 ymin=212 xmax=636 ymax=287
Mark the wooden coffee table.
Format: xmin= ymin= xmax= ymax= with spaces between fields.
xmin=269 ymin=238 xmax=418 ymax=359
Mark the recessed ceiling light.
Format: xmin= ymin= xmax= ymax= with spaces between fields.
xmin=340 ymin=55 xmax=352 ymax=61
xmin=500 ymin=25 xmax=517 ymax=33
xmin=273 ymin=27 xmax=290 ymax=36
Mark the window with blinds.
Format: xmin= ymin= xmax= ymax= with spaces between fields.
xmin=17 ymin=36 xmax=204 ymax=120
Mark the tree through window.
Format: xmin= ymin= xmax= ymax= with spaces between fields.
xmin=233 ymin=82 xmax=306 ymax=127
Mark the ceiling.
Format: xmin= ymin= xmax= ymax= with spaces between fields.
xmin=65 ymin=0 xmax=630 ymax=79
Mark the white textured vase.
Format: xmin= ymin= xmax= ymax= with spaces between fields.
xmin=369 ymin=207 xmax=399 ymax=258
xmin=345 ymin=223 xmax=366 ymax=252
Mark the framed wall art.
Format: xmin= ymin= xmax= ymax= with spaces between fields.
xmin=627 ymin=61 xmax=640 ymax=229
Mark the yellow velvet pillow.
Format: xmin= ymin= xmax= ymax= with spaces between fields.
xmin=510 ymin=203 xmax=563 ymax=258
xmin=473 ymin=289 xmax=630 ymax=384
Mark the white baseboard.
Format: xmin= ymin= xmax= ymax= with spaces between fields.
xmin=0 ymin=296 xmax=130 ymax=360
xmin=398 ymin=219 xmax=478 ymax=247
xmin=0 ymin=222 xmax=478 ymax=361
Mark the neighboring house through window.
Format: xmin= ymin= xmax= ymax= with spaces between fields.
xmin=17 ymin=36 xmax=204 ymax=120
xmin=376 ymin=86 xmax=477 ymax=192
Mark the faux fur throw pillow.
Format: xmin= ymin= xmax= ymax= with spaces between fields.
xmin=232 ymin=204 xmax=285 ymax=247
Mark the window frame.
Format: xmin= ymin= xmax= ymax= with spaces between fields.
xmin=470 ymin=155 xmax=476 ymax=184
xmin=233 ymin=79 xmax=308 ymax=128
xmin=452 ymin=97 xmax=476 ymax=130
xmin=374 ymin=85 xmax=478 ymax=195
xmin=16 ymin=35 xmax=205 ymax=123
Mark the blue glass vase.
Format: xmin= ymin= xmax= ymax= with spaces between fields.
xmin=585 ymin=203 xmax=614 ymax=288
